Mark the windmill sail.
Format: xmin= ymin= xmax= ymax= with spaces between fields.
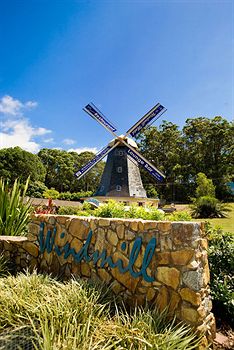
xmin=127 ymin=103 xmax=166 ymax=138
xmin=83 ymin=103 xmax=117 ymax=133
xmin=126 ymin=146 xmax=164 ymax=182
xmin=75 ymin=142 xmax=119 ymax=180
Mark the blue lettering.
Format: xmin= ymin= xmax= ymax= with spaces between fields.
xmin=38 ymin=224 xmax=157 ymax=282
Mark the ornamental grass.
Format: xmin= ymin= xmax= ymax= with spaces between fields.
xmin=0 ymin=177 xmax=33 ymax=236
xmin=0 ymin=271 xmax=202 ymax=349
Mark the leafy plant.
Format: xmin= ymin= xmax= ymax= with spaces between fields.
xmin=195 ymin=172 xmax=216 ymax=198
xmin=0 ymin=178 xmax=33 ymax=236
xmin=208 ymin=229 xmax=234 ymax=326
xmin=93 ymin=200 xmax=126 ymax=218
xmin=126 ymin=205 xmax=165 ymax=220
xmin=168 ymin=211 xmax=192 ymax=221
xmin=26 ymin=181 xmax=48 ymax=198
xmin=58 ymin=206 xmax=81 ymax=215
xmin=191 ymin=196 xmax=230 ymax=218
xmin=43 ymin=188 xmax=60 ymax=199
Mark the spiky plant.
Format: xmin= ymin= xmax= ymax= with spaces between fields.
xmin=0 ymin=178 xmax=33 ymax=236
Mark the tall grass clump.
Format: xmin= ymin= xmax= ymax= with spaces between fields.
xmin=0 ymin=178 xmax=32 ymax=236
xmin=0 ymin=254 xmax=9 ymax=277
xmin=0 ymin=271 xmax=203 ymax=349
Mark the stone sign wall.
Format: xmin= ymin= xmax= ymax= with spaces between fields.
xmin=0 ymin=214 xmax=215 ymax=347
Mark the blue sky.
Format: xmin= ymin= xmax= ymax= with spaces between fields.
xmin=0 ymin=0 xmax=233 ymax=154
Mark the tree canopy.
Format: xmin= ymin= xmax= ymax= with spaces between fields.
xmin=0 ymin=147 xmax=46 ymax=185
xmin=0 ymin=116 xmax=233 ymax=202
xmin=137 ymin=116 xmax=234 ymax=201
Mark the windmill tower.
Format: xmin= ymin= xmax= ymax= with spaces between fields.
xmin=75 ymin=102 xmax=167 ymax=207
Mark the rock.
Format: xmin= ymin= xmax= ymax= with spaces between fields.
xmin=97 ymin=268 xmax=112 ymax=283
xmin=183 ymin=270 xmax=203 ymax=291
xmin=111 ymin=268 xmax=139 ymax=292
xmin=22 ymin=242 xmax=39 ymax=257
xmin=169 ymin=290 xmax=181 ymax=313
xmin=156 ymin=252 xmax=171 ymax=265
xmin=157 ymin=222 xmax=172 ymax=233
xmin=159 ymin=236 xmax=173 ymax=251
xmin=116 ymin=224 xmax=125 ymax=239
xmin=69 ymin=219 xmax=90 ymax=239
xmin=28 ymin=223 xmax=40 ymax=235
xmin=125 ymin=230 xmax=135 ymax=241
xmin=181 ymin=305 xmax=199 ymax=323
xmin=179 ymin=288 xmax=201 ymax=306
xmin=70 ymin=237 xmax=83 ymax=252
xmin=157 ymin=267 xmax=180 ymax=290
xmin=107 ymin=229 xmax=118 ymax=246
xmin=203 ymin=262 xmax=210 ymax=286
xmin=156 ymin=286 xmax=168 ymax=312
xmin=146 ymin=287 xmax=157 ymax=301
xmin=99 ymin=218 xmax=111 ymax=227
xmin=171 ymin=249 xmax=194 ymax=265
xmin=130 ymin=221 xmax=139 ymax=231
xmin=81 ymin=262 xmax=91 ymax=277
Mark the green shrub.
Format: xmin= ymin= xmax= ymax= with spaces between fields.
xmin=43 ymin=188 xmax=60 ymax=199
xmin=208 ymin=229 xmax=234 ymax=326
xmin=195 ymin=172 xmax=216 ymax=198
xmin=168 ymin=211 xmax=192 ymax=221
xmin=191 ymin=196 xmax=230 ymax=218
xmin=93 ymin=200 xmax=126 ymax=218
xmin=0 ymin=178 xmax=32 ymax=236
xmin=58 ymin=206 xmax=81 ymax=215
xmin=58 ymin=191 xmax=72 ymax=200
xmin=126 ymin=205 xmax=165 ymax=220
xmin=26 ymin=181 xmax=48 ymax=198
xmin=145 ymin=184 xmax=159 ymax=198
xmin=70 ymin=191 xmax=93 ymax=201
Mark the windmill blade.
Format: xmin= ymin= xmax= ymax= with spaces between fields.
xmin=126 ymin=103 xmax=167 ymax=138
xmin=75 ymin=142 xmax=120 ymax=180
xmin=122 ymin=140 xmax=165 ymax=182
xmin=83 ymin=103 xmax=117 ymax=134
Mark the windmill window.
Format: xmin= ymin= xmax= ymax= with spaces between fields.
xmin=115 ymin=149 xmax=124 ymax=156
xmin=116 ymin=185 xmax=122 ymax=191
xmin=117 ymin=166 xmax=122 ymax=173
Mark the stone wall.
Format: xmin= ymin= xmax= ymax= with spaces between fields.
xmin=0 ymin=214 xmax=215 ymax=348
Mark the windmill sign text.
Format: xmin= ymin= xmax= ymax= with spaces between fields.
xmin=38 ymin=222 xmax=157 ymax=283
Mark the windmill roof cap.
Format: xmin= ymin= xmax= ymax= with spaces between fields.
xmin=108 ymin=135 xmax=138 ymax=148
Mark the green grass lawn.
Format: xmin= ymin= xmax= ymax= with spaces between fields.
xmin=175 ymin=203 xmax=234 ymax=233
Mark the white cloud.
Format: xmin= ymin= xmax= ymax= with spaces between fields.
xmin=68 ymin=147 xmax=98 ymax=154
xmin=43 ymin=138 xmax=54 ymax=143
xmin=0 ymin=118 xmax=51 ymax=153
xmin=63 ymin=138 xmax=76 ymax=145
xmin=0 ymin=95 xmax=37 ymax=116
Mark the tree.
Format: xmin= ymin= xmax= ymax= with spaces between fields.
xmin=38 ymin=149 xmax=104 ymax=193
xmin=0 ymin=147 xmax=46 ymax=185
xmin=136 ymin=121 xmax=186 ymax=201
xmin=70 ymin=151 xmax=105 ymax=193
xmin=195 ymin=172 xmax=216 ymax=198
xmin=183 ymin=117 xmax=234 ymax=199
xmin=38 ymin=148 xmax=75 ymax=192
xmin=137 ymin=117 xmax=233 ymax=202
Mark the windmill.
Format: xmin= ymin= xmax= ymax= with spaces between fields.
xmin=75 ymin=102 xmax=167 ymax=207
